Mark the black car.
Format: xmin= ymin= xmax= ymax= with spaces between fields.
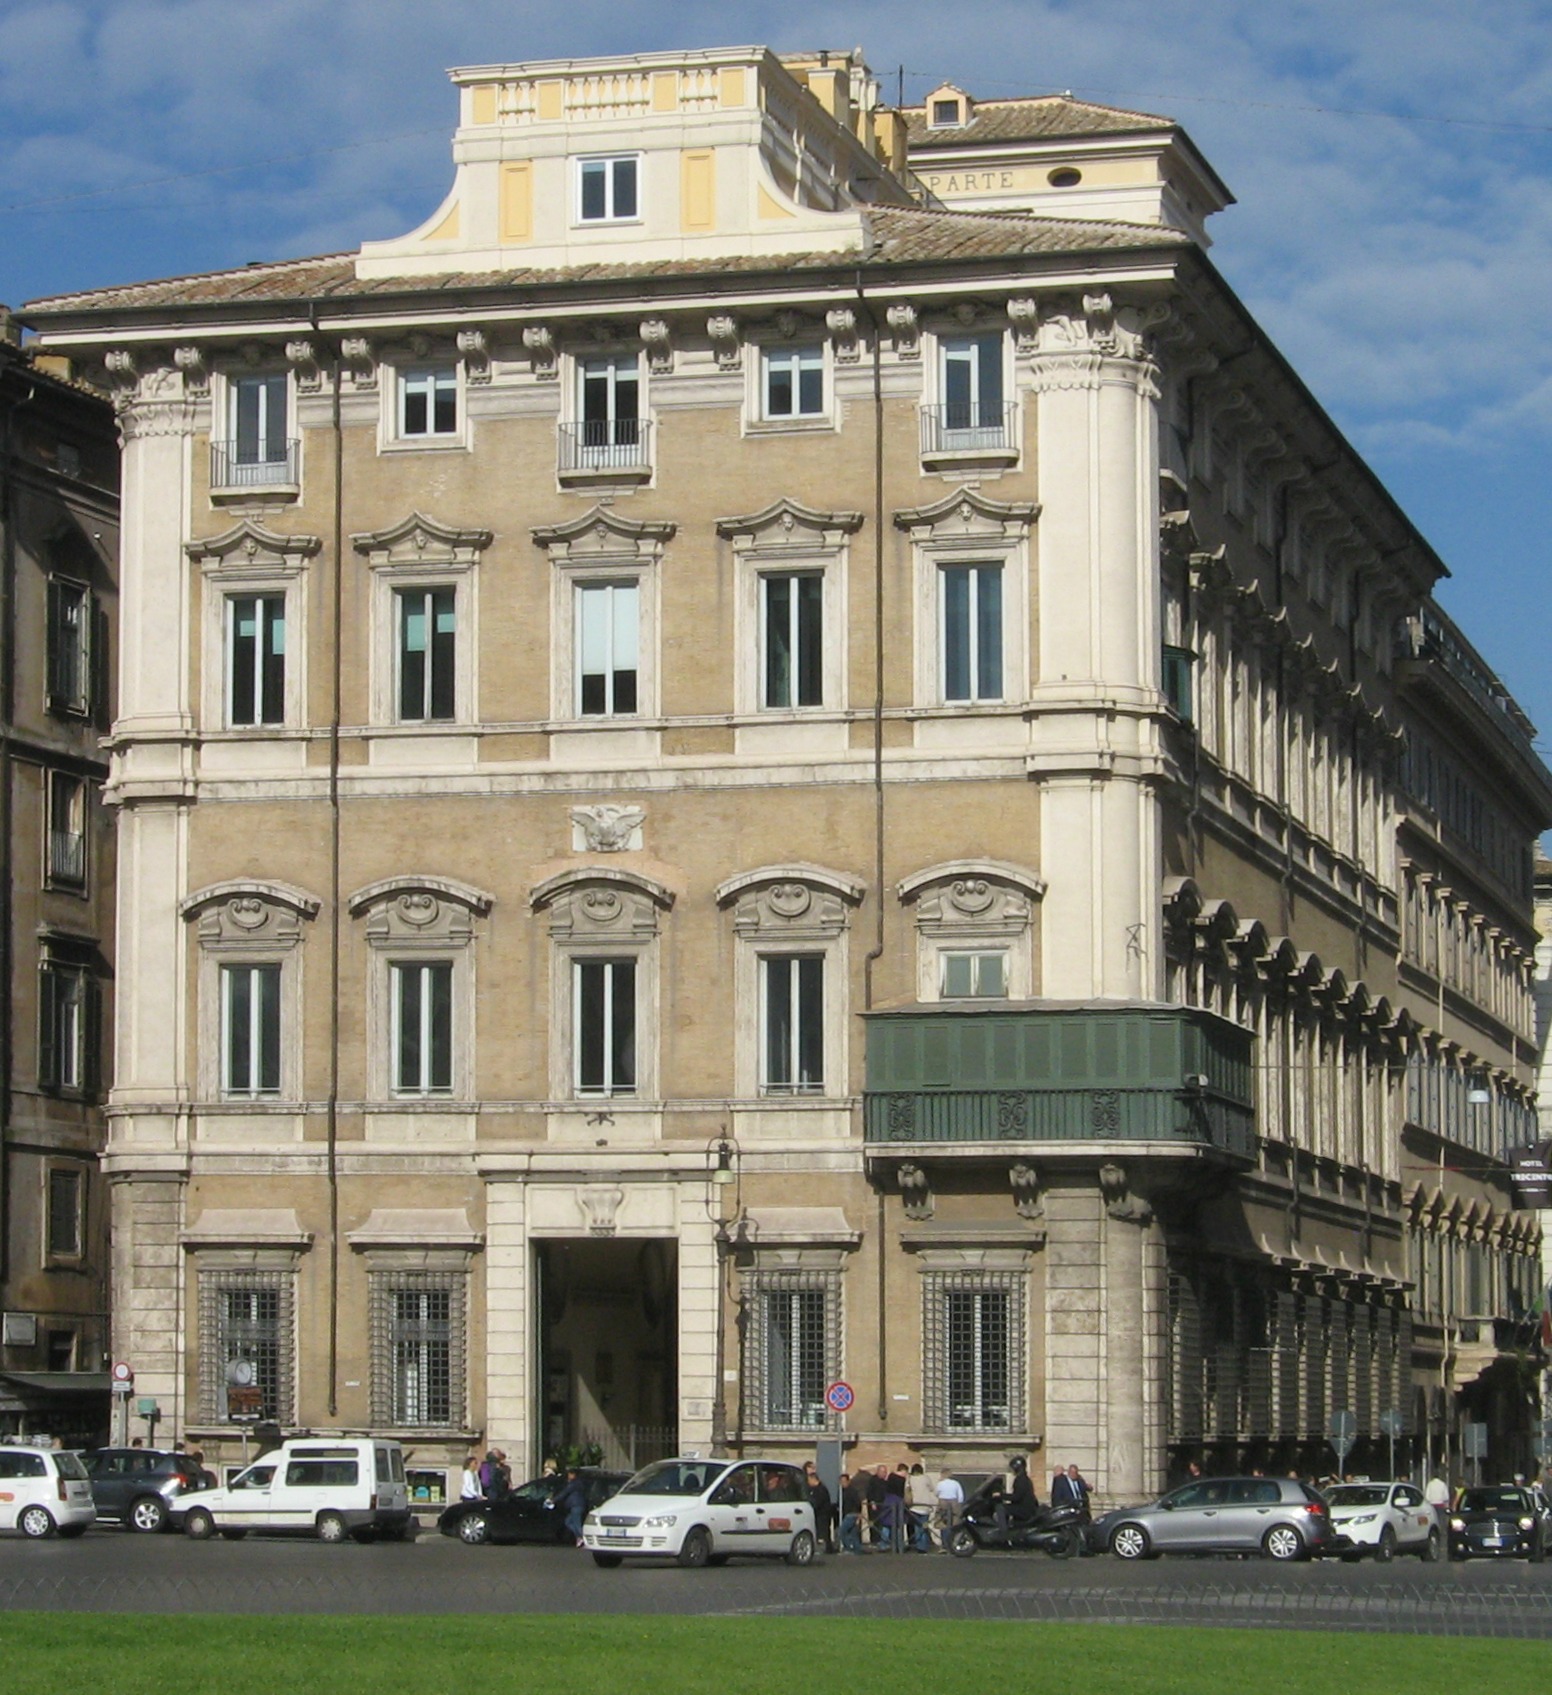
xmin=438 ymin=1469 xmax=630 ymax=1545
xmin=1448 ymin=1485 xmax=1551 ymax=1561
xmin=78 ymin=1448 xmax=211 ymax=1533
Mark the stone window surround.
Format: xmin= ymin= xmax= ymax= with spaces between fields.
xmin=188 ymin=519 xmax=320 ymax=734
xmin=893 ymin=489 xmax=1038 ymax=709
xmin=182 ymin=879 xmax=321 ymax=1105
xmin=349 ymin=876 xmax=494 ymax=1106
xmin=352 ymin=512 xmax=492 ymax=730
xmin=530 ymin=866 xmax=674 ymax=1103
xmin=378 ymin=343 xmax=470 ymax=455
xmin=899 ymin=859 xmax=1046 ymax=1002
xmin=745 ymin=337 xmax=837 ymax=435
xmin=715 ymin=864 xmax=864 ymax=1102
xmin=210 ymin=365 xmax=299 ymax=495
xmin=189 ymin=1245 xmax=304 ymax=1429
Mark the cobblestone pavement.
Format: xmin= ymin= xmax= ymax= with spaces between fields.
xmin=3 ymin=1530 xmax=1550 ymax=1637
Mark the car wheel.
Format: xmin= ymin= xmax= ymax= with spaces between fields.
xmin=1420 ymin=1528 xmax=1441 ymax=1562
xmin=785 ymin=1529 xmax=816 ymax=1567
xmin=1374 ymin=1527 xmax=1396 ymax=1564
xmin=129 ymin=1496 xmax=169 ymax=1534
xmin=18 ymin=1505 xmax=56 ymax=1539
xmin=1047 ymin=1527 xmax=1081 ymax=1560
xmin=948 ymin=1524 xmax=978 ymax=1559
xmin=183 ymin=1508 xmax=215 ymax=1541
xmin=219 ymin=1529 xmax=248 ymax=1541
xmin=457 ymin=1512 xmax=490 ymax=1546
xmin=676 ymin=1527 xmax=712 ymax=1569
xmin=592 ymin=1553 xmax=623 ymax=1568
xmin=1262 ymin=1525 xmax=1305 ymax=1562
xmin=316 ymin=1511 xmax=349 ymax=1544
xmin=1110 ymin=1523 xmax=1151 ymax=1561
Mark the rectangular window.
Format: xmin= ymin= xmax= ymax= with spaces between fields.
xmin=941 ymin=563 xmax=1003 ymax=702
xmin=931 ymin=97 xmax=961 ymax=126
xmin=392 ymin=961 xmax=453 ymax=1096
xmin=39 ymin=960 xmax=95 ymax=1095
xmin=576 ymin=580 xmax=639 ymax=716
xmin=761 ymin=573 xmax=823 ymax=709
xmin=46 ymin=1167 xmax=83 ymax=1260
xmin=371 ymin=1273 xmax=465 ymax=1428
xmin=941 ymin=333 xmax=1005 ymax=434
xmin=46 ymin=770 xmax=88 ymax=888
xmin=200 ymin=1269 xmax=292 ymax=1425
xmin=231 ymin=375 xmax=289 ymax=467
xmin=400 ymin=368 xmax=458 ymax=438
xmin=228 ymin=595 xmax=286 ymax=727
xmin=580 ymin=355 xmax=640 ymax=452
xmin=578 ymin=155 xmax=639 ymax=222
xmin=575 ymin=957 xmax=636 ymax=1097
xmin=396 ymin=587 xmax=456 ymax=721
xmin=924 ymin=1270 xmax=1024 ymax=1434
xmin=762 ymin=346 xmax=824 ymax=419
xmin=46 ymin=577 xmax=93 ymax=715
xmin=745 ymin=1271 xmax=840 ymax=1431
xmin=941 ymin=950 xmax=1007 ymax=999
xmin=761 ymin=955 xmax=824 ymax=1095
xmin=221 ymin=963 xmax=281 ymax=1098
xmin=1162 ymin=645 xmax=1195 ymax=723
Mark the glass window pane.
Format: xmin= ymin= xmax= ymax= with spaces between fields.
xmin=766 ymin=355 xmax=794 ymax=417
xmin=577 ymin=960 xmax=606 ymax=1091
xmin=580 ymin=161 xmax=606 ymax=220
xmin=764 ymin=576 xmax=792 ymax=708
xmin=973 ymin=334 xmax=1003 ymax=420
xmin=976 ymin=566 xmax=1003 ymax=699
xmin=403 ymin=378 xmax=428 ymax=435
xmin=396 ymin=965 xmax=422 ymax=1091
xmin=797 ymin=357 xmax=824 ymax=415
xmin=612 ymin=157 xmax=637 ymax=219
xmin=611 ymin=962 xmax=635 ymax=1092
xmin=257 ymin=965 xmax=281 ymax=1093
xmin=943 ymin=568 xmax=971 ymax=700
xmin=796 ymin=955 xmax=824 ymax=1088
xmin=796 ymin=574 xmax=823 ymax=706
xmin=428 ymin=963 xmax=452 ymax=1093
xmin=765 ymin=957 xmax=792 ymax=1089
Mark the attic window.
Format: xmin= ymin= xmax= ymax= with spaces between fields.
xmin=1047 ymin=167 xmax=1083 ymax=188
xmin=930 ymin=98 xmax=963 ymax=128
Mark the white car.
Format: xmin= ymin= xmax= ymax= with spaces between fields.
xmin=584 ymin=1456 xmax=817 ymax=1568
xmin=174 ymin=1438 xmax=410 ymax=1543
xmin=0 ymin=1445 xmax=96 ymax=1538
xmin=1325 ymin=1481 xmax=1439 ymax=1561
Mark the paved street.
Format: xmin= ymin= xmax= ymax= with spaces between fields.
xmin=3 ymin=1528 xmax=1550 ymax=1637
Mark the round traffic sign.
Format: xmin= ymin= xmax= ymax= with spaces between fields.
xmin=824 ymin=1380 xmax=855 ymax=1414
xmin=111 ymin=1361 xmax=134 ymax=1384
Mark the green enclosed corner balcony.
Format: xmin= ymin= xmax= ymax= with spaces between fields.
xmin=863 ymin=1003 xmax=1256 ymax=1158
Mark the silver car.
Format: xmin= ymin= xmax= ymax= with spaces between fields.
xmin=1100 ymin=1476 xmax=1332 ymax=1561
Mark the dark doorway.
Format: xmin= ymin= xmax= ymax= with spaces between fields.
xmin=536 ymin=1238 xmax=677 ymax=1474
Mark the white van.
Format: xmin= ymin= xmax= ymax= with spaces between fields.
xmin=0 ymin=1444 xmax=96 ymax=1538
xmin=173 ymin=1438 xmax=410 ymax=1543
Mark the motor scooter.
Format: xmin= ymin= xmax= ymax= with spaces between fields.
xmin=947 ymin=1483 xmax=1090 ymax=1558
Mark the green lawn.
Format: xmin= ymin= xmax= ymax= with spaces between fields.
xmin=3 ymin=1615 xmax=1544 ymax=1695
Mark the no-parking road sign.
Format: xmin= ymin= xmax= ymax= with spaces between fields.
xmin=824 ymin=1380 xmax=855 ymax=1414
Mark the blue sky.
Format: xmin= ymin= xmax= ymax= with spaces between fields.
xmin=4 ymin=1 xmax=1550 ymax=771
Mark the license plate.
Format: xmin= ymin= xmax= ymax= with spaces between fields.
xmin=1485 ymin=1536 xmax=1504 ymax=1547
xmin=604 ymin=1527 xmax=628 ymax=1539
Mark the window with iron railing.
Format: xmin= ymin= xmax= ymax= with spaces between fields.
xmin=199 ymin=1268 xmax=293 ymax=1425
xmin=923 ymin=1270 xmax=1024 ymax=1433
xmin=371 ymin=1271 xmax=466 ymax=1428
xmin=46 ymin=770 xmax=88 ymax=889
xmin=744 ymin=1270 xmax=840 ymax=1432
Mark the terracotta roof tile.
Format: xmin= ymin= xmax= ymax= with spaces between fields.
xmin=904 ymin=95 xmax=1174 ymax=147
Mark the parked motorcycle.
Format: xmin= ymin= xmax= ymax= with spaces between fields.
xmin=947 ymin=1484 xmax=1090 ymax=1558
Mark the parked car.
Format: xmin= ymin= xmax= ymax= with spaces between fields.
xmin=1448 ymin=1484 xmax=1552 ymax=1561
xmin=0 ymin=1445 xmax=96 ymax=1539
xmin=171 ymin=1438 xmax=410 ymax=1543
xmin=582 ymin=1456 xmax=817 ymax=1568
xmin=438 ymin=1468 xmax=629 ymax=1545
xmin=1098 ymin=1476 xmax=1332 ymax=1562
xmin=78 ymin=1447 xmax=209 ymax=1533
xmin=1324 ymin=1481 xmax=1439 ymax=1561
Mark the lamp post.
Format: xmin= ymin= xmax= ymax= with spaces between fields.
xmin=706 ymin=1134 xmax=739 ymax=1455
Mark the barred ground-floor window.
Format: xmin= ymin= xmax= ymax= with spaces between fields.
xmin=743 ymin=1269 xmax=841 ymax=1432
xmin=923 ymin=1269 xmax=1025 ymax=1434
xmin=198 ymin=1265 xmax=295 ymax=1425
xmin=370 ymin=1270 xmax=467 ymax=1429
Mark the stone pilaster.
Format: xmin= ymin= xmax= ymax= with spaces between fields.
xmin=483 ymin=1178 xmax=530 ymax=1463
xmin=676 ymin=1190 xmax=719 ymax=1455
xmin=110 ymin=1174 xmax=188 ymax=1434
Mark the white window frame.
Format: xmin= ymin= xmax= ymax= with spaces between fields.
xmin=45 ymin=768 xmax=88 ymax=893
xmin=575 ymin=153 xmax=641 ymax=224
xmin=224 ymin=592 xmax=288 ymax=728
xmin=573 ymin=578 xmax=641 ymax=718
xmin=757 ymin=571 xmax=826 ymax=711
xmin=390 ymin=959 xmax=456 ymax=1097
xmin=939 ymin=949 xmax=1009 ymax=1000
xmin=398 ymin=366 xmax=459 ymax=439
xmin=921 ymin=1263 xmax=1027 ymax=1435
xmin=572 ymin=956 xmax=638 ymax=1098
xmin=552 ymin=561 xmax=658 ymax=723
xmin=752 ymin=343 xmax=831 ymax=431
xmin=192 ymin=524 xmax=313 ymax=735
xmin=759 ymin=953 xmax=826 ymax=1095
xmin=368 ymin=567 xmax=477 ymax=729
xmin=938 ymin=560 xmax=1006 ymax=703
xmin=393 ymin=584 xmax=459 ymax=724
xmin=901 ymin=860 xmax=1043 ymax=1003
xmin=213 ymin=370 xmax=297 ymax=492
xmin=221 ymin=960 xmax=282 ymax=1100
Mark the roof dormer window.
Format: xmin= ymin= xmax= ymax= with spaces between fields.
xmin=925 ymin=85 xmax=972 ymax=128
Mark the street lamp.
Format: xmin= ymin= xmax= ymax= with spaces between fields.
xmin=705 ymin=1133 xmax=739 ymax=1455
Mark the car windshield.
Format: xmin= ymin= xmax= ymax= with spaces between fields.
xmin=620 ymin=1459 xmax=727 ymax=1497
xmin=1459 ymin=1488 xmax=1528 ymax=1513
xmin=53 ymin=1452 xmax=89 ymax=1481
xmin=1327 ymin=1486 xmax=1390 ymax=1507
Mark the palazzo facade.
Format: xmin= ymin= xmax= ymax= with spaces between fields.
xmin=23 ymin=46 xmax=1549 ymax=1500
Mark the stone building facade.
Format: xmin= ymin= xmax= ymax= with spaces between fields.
xmin=0 ymin=322 xmax=118 ymax=1442
xmin=23 ymin=45 xmax=1549 ymax=1500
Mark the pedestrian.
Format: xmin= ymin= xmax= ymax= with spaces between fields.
xmin=907 ymin=1461 xmax=935 ymax=1551
xmin=541 ymin=1456 xmax=559 ymax=1477
xmin=803 ymin=1461 xmax=835 ymax=1553
xmin=460 ymin=1454 xmax=483 ymax=1501
xmin=838 ymin=1471 xmax=867 ymax=1554
xmin=1424 ymin=1471 xmax=1450 ymax=1534
xmin=932 ymin=1469 xmax=965 ymax=1551
xmin=882 ymin=1463 xmax=910 ymax=1552
xmin=553 ymin=1465 xmax=589 ymax=1546
xmin=864 ymin=1463 xmax=889 ymax=1548
xmin=1052 ymin=1463 xmax=1090 ymax=1517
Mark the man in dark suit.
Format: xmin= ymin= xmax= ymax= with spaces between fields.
xmin=1051 ymin=1463 xmax=1090 ymax=1517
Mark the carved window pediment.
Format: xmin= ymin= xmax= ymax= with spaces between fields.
xmin=530 ymin=506 xmax=675 ymax=567
xmin=350 ymin=511 xmax=493 ymax=569
xmin=714 ymin=499 xmax=863 ymax=553
xmin=893 ymin=489 xmax=1038 ymax=546
xmin=899 ymin=860 xmax=1044 ymax=938
xmin=349 ymin=876 xmax=494 ymax=948
xmin=716 ymin=864 xmax=864 ymax=940
xmin=186 ymin=520 xmax=321 ymax=579
xmin=182 ymin=880 xmax=320 ymax=950
xmin=531 ymin=868 xmax=673 ymax=941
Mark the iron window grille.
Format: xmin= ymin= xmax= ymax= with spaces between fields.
xmin=370 ymin=1271 xmax=466 ymax=1429
xmin=744 ymin=1269 xmax=841 ymax=1432
xmin=46 ymin=770 xmax=88 ymax=888
xmin=198 ymin=1268 xmax=294 ymax=1425
xmin=923 ymin=1270 xmax=1024 ymax=1434
xmin=46 ymin=576 xmax=95 ymax=717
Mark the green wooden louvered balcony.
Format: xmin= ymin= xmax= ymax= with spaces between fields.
xmin=863 ymin=1003 xmax=1256 ymax=1158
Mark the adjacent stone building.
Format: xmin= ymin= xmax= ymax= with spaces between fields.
xmin=0 ymin=319 xmax=118 ymax=1443
xmin=22 ymin=46 xmax=1549 ymax=1500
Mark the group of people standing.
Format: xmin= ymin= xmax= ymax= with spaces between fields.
xmin=460 ymin=1448 xmax=591 ymax=1544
